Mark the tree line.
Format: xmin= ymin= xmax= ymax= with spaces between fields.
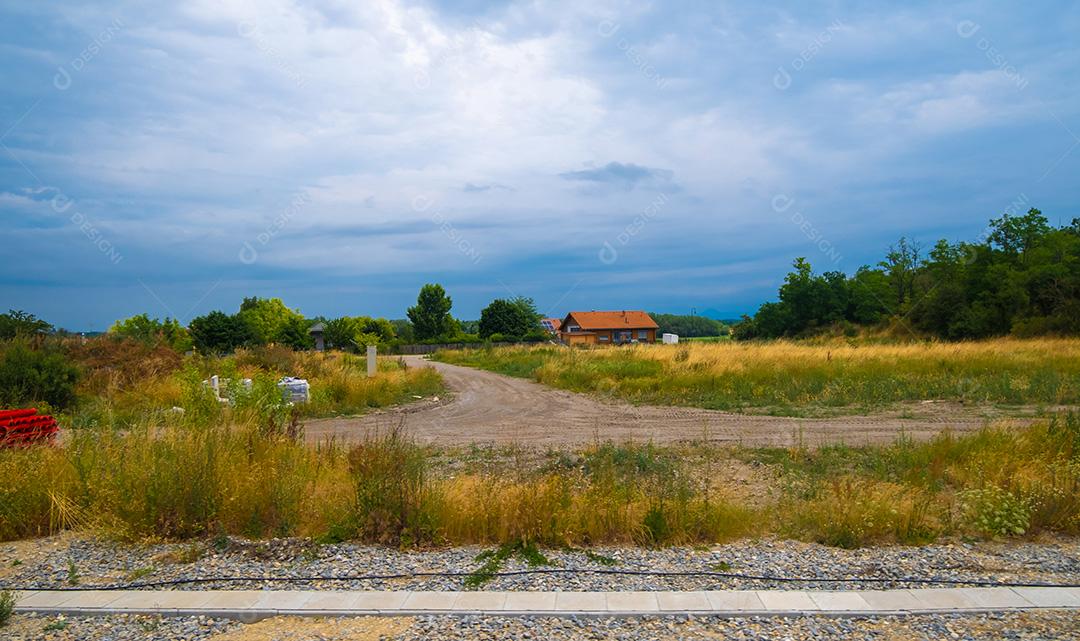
xmin=734 ymin=209 xmax=1080 ymax=340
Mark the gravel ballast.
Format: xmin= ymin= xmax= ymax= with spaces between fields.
xmin=2 ymin=535 xmax=1079 ymax=592
xmin=4 ymin=611 xmax=1080 ymax=641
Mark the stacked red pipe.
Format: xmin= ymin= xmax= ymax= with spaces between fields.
xmin=0 ymin=408 xmax=59 ymax=447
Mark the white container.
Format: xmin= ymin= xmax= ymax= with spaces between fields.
xmin=662 ymin=333 xmax=679 ymax=344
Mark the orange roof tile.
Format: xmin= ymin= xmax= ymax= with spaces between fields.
xmin=563 ymin=311 xmax=659 ymax=330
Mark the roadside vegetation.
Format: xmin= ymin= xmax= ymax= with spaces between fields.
xmin=0 ymin=323 xmax=442 ymax=429
xmin=2 ymin=405 xmax=1078 ymax=548
xmin=432 ymin=339 xmax=1080 ymax=414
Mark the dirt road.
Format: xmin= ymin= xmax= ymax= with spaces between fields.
xmin=305 ymin=356 xmax=1037 ymax=448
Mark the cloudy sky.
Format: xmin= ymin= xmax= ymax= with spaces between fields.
xmin=1 ymin=1 xmax=1077 ymax=330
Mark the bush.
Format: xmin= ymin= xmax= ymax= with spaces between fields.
xmin=63 ymin=335 xmax=182 ymax=396
xmin=0 ymin=341 xmax=79 ymax=408
xmin=0 ymin=589 xmax=15 ymax=627
xmin=960 ymin=485 xmax=1032 ymax=537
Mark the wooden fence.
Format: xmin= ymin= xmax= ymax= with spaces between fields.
xmin=393 ymin=342 xmax=514 ymax=355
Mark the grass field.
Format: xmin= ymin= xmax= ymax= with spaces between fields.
xmin=2 ymin=410 xmax=1078 ymax=547
xmin=432 ymin=339 xmax=1080 ymax=414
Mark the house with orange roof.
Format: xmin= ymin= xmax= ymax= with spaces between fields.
xmin=557 ymin=311 xmax=659 ymax=345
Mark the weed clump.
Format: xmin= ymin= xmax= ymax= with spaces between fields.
xmin=0 ymin=590 xmax=14 ymax=628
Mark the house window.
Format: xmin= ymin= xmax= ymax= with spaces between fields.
xmin=598 ymin=335 xmax=609 ymax=342
xmin=638 ymin=330 xmax=649 ymax=340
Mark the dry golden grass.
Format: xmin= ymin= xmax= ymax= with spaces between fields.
xmin=2 ymin=398 xmax=1077 ymax=549
xmin=437 ymin=338 xmax=1080 ymax=412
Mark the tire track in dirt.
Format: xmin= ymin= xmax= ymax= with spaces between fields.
xmin=305 ymin=356 xmax=1043 ymax=448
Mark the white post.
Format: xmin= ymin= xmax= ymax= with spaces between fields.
xmin=367 ymin=345 xmax=377 ymax=377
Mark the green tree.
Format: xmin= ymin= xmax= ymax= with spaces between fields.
xmin=275 ymin=315 xmax=314 ymax=350
xmin=109 ymin=313 xmax=192 ymax=351
xmin=390 ymin=319 xmax=415 ymax=343
xmin=649 ymin=313 xmax=725 ymax=338
xmin=736 ymin=208 xmax=1080 ymax=341
xmin=0 ymin=310 xmax=52 ymax=339
xmin=478 ymin=297 xmax=540 ymax=339
xmin=323 ymin=316 xmax=397 ymax=351
xmin=188 ymin=311 xmax=253 ymax=354
xmin=237 ymin=297 xmax=306 ymax=345
xmin=407 ymin=284 xmax=454 ymax=340
xmin=989 ymin=208 xmax=1051 ymax=263
xmin=879 ymin=237 xmax=922 ymax=311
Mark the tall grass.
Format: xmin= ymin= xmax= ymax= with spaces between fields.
xmin=64 ymin=340 xmax=443 ymax=429
xmin=2 ymin=413 xmax=1078 ymax=548
xmin=434 ymin=339 xmax=1080 ymax=412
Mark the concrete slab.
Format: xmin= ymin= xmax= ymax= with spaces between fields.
xmin=605 ymin=592 xmax=659 ymax=613
xmin=108 ymin=590 xmax=215 ymax=611
xmin=453 ymin=591 xmax=508 ymax=611
xmin=857 ymin=589 xmax=921 ymax=612
xmin=353 ymin=591 xmax=410 ymax=611
xmin=13 ymin=587 xmax=1080 ymax=619
xmin=302 ymin=591 xmax=365 ymax=612
xmin=48 ymin=590 xmax=123 ymax=609
xmin=402 ymin=591 xmax=459 ymax=611
xmin=555 ymin=592 xmax=607 ymax=612
xmin=254 ymin=590 xmax=314 ymax=612
xmin=15 ymin=591 xmax=78 ymax=608
xmin=756 ymin=590 xmax=818 ymax=612
xmin=909 ymin=588 xmax=980 ymax=610
xmin=503 ymin=591 xmax=557 ymax=612
xmin=656 ymin=591 xmax=711 ymax=612
xmin=808 ymin=591 xmax=871 ymax=612
xmin=704 ymin=591 xmax=767 ymax=612
xmin=1013 ymin=587 xmax=1080 ymax=608
xmin=200 ymin=591 xmax=264 ymax=609
xmin=12 ymin=591 xmax=38 ymax=605
xmin=962 ymin=588 xmax=1034 ymax=609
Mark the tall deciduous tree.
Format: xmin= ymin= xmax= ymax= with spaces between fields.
xmin=237 ymin=297 xmax=306 ymax=345
xmin=0 ymin=310 xmax=52 ymax=339
xmin=188 ymin=311 xmax=252 ymax=353
xmin=478 ymin=297 xmax=540 ymax=338
xmin=407 ymin=284 xmax=454 ymax=340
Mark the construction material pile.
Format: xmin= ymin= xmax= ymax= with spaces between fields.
xmin=0 ymin=408 xmax=59 ymax=447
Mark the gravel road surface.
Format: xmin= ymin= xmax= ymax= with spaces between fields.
xmin=306 ymin=356 xmax=1042 ymax=447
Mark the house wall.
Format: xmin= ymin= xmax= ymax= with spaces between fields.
xmin=567 ymin=328 xmax=657 ymax=344
xmin=559 ymin=326 xmax=657 ymax=345
xmin=564 ymin=333 xmax=595 ymax=345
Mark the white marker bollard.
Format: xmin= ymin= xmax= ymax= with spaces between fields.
xmin=367 ymin=345 xmax=377 ymax=377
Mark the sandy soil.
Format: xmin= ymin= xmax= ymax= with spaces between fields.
xmin=305 ymin=356 xmax=1044 ymax=448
